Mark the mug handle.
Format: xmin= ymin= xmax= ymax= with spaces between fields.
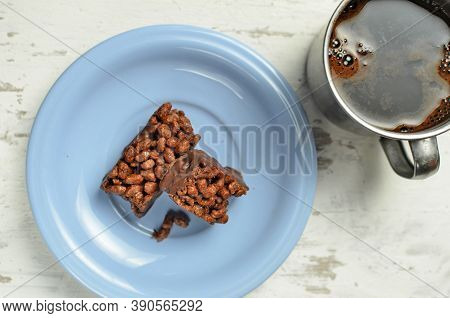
xmin=379 ymin=137 xmax=440 ymax=179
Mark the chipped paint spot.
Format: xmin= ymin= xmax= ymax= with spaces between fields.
xmin=14 ymin=132 xmax=28 ymax=138
xmin=305 ymin=285 xmax=331 ymax=294
xmin=0 ymin=81 xmax=23 ymax=92
xmin=16 ymin=110 xmax=27 ymax=119
xmin=312 ymin=210 xmax=320 ymax=216
xmin=0 ymin=42 xmax=9 ymax=46
xmin=306 ymin=255 xmax=344 ymax=280
xmin=6 ymin=31 xmax=18 ymax=37
xmin=0 ymin=242 xmax=7 ymax=249
xmin=337 ymin=139 xmax=356 ymax=150
xmin=0 ymin=275 xmax=12 ymax=283
xmin=312 ymin=127 xmax=332 ymax=152
xmin=0 ymin=130 xmax=17 ymax=145
xmin=6 ymin=58 xmax=14 ymax=62
xmin=318 ymin=156 xmax=333 ymax=170
xmin=32 ymin=50 xmax=67 ymax=57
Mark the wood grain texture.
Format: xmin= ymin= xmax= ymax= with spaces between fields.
xmin=0 ymin=0 xmax=449 ymax=297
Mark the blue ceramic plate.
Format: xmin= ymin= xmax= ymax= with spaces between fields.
xmin=27 ymin=25 xmax=317 ymax=297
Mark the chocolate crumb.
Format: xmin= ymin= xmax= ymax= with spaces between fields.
xmin=152 ymin=210 xmax=190 ymax=242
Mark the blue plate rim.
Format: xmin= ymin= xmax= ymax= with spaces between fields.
xmin=26 ymin=24 xmax=317 ymax=297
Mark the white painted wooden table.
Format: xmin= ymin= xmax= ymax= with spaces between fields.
xmin=1 ymin=0 xmax=449 ymax=297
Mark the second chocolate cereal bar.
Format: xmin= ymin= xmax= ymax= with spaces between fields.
xmin=160 ymin=150 xmax=248 ymax=224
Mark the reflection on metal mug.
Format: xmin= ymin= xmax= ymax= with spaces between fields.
xmin=306 ymin=0 xmax=450 ymax=179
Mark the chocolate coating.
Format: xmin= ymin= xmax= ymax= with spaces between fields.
xmin=160 ymin=150 xmax=248 ymax=224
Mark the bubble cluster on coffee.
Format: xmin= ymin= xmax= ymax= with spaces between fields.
xmin=328 ymin=39 xmax=372 ymax=62
xmin=327 ymin=0 xmax=372 ymax=78
xmin=439 ymin=42 xmax=450 ymax=80
xmin=328 ymin=36 xmax=372 ymax=78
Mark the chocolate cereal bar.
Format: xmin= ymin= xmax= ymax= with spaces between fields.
xmin=101 ymin=103 xmax=200 ymax=217
xmin=160 ymin=150 xmax=248 ymax=224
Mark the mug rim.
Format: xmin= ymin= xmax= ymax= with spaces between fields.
xmin=323 ymin=0 xmax=450 ymax=141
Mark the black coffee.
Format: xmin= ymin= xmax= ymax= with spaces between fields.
xmin=328 ymin=0 xmax=450 ymax=133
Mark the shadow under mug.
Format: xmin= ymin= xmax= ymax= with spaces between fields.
xmin=306 ymin=0 xmax=449 ymax=179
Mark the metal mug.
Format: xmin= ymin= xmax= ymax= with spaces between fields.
xmin=306 ymin=0 xmax=449 ymax=179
